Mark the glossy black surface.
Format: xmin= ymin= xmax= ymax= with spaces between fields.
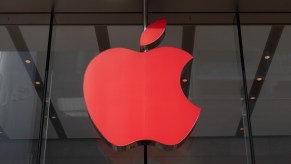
xmin=1 ymin=10 xmax=291 ymax=164
xmin=0 ymin=19 xmax=50 ymax=163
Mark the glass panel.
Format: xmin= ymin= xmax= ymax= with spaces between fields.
xmin=43 ymin=25 xmax=144 ymax=164
xmin=3 ymin=11 xmax=291 ymax=164
xmin=147 ymin=25 xmax=250 ymax=163
xmin=242 ymin=25 xmax=291 ymax=164
xmin=0 ymin=25 xmax=49 ymax=164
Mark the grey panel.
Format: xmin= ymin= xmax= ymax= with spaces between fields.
xmin=54 ymin=0 xmax=142 ymax=12
xmin=0 ymin=0 xmax=51 ymax=12
xmin=239 ymin=0 xmax=291 ymax=12
xmin=1 ymin=0 xmax=291 ymax=13
xmin=189 ymin=26 xmax=243 ymax=136
xmin=251 ymin=27 xmax=291 ymax=136
xmin=148 ymin=0 xmax=236 ymax=12
xmin=0 ymin=27 xmax=16 ymax=51
xmin=241 ymin=26 xmax=271 ymax=92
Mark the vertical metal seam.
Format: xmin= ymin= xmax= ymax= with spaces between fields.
xmin=235 ymin=12 xmax=256 ymax=164
xmin=36 ymin=10 xmax=54 ymax=164
xmin=143 ymin=0 xmax=148 ymax=30
xmin=143 ymin=0 xmax=148 ymax=163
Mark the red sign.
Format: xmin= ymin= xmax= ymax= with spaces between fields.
xmin=83 ymin=19 xmax=201 ymax=150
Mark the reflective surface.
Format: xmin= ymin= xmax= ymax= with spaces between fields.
xmin=43 ymin=21 xmax=251 ymax=163
xmin=147 ymin=25 xmax=249 ymax=163
xmin=43 ymin=25 xmax=145 ymax=163
xmin=0 ymin=24 xmax=49 ymax=163
xmin=2 ymin=12 xmax=291 ymax=164
xmin=242 ymin=25 xmax=291 ymax=164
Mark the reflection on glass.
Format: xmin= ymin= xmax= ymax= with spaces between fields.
xmin=148 ymin=25 xmax=249 ymax=164
xmin=243 ymin=25 xmax=291 ymax=164
xmin=0 ymin=26 xmax=49 ymax=164
xmin=44 ymin=26 xmax=144 ymax=163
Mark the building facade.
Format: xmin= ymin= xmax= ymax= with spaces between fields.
xmin=1 ymin=0 xmax=291 ymax=164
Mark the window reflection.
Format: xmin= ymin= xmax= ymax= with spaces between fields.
xmin=0 ymin=25 xmax=49 ymax=164
xmin=242 ymin=25 xmax=291 ymax=164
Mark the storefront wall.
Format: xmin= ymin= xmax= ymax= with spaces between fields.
xmin=1 ymin=8 xmax=291 ymax=164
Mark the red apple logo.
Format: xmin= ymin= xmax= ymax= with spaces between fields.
xmin=83 ymin=19 xmax=201 ymax=150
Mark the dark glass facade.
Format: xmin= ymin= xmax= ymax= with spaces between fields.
xmin=1 ymin=3 xmax=291 ymax=164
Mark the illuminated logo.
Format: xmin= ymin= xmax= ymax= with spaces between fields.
xmin=83 ymin=19 xmax=201 ymax=151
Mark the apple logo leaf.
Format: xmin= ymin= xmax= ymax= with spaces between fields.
xmin=140 ymin=18 xmax=166 ymax=51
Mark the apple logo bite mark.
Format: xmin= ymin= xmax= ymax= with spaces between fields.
xmin=83 ymin=19 xmax=201 ymax=151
